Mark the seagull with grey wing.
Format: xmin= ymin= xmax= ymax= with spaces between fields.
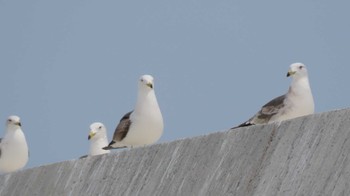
xmin=0 ymin=115 xmax=29 ymax=173
xmin=103 ymin=74 xmax=164 ymax=149
xmin=233 ymin=62 xmax=314 ymax=128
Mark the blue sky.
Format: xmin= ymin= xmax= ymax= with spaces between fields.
xmin=1 ymin=1 xmax=349 ymax=169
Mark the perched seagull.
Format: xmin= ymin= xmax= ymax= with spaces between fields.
xmin=87 ymin=122 xmax=110 ymax=156
xmin=0 ymin=115 xmax=29 ymax=173
xmin=103 ymin=74 xmax=164 ymax=149
xmin=233 ymin=63 xmax=314 ymax=128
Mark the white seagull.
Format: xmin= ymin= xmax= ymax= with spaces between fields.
xmin=87 ymin=122 xmax=110 ymax=156
xmin=0 ymin=115 xmax=29 ymax=173
xmin=104 ymin=74 xmax=164 ymax=149
xmin=234 ymin=62 xmax=314 ymax=128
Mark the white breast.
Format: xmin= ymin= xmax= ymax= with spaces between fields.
xmin=0 ymin=129 xmax=28 ymax=173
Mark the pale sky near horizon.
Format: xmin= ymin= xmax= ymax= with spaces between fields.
xmin=1 ymin=1 xmax=349 ymax=169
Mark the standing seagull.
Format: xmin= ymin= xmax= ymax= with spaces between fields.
xmin=88 ymin=122 xmax=110 ymax=156
xmin=0 ymin=115 xmax=29 ymax=173
xmin=104 ymin=74 xmax=164 ymax=149
xmin=233 ymin=63 xmax=314 ymax=128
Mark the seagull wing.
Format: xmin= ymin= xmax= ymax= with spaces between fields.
xmin=112 ymin=111 xmax=133 ymax=142
xmin=234 ymin=94 xmax=286 ymax=128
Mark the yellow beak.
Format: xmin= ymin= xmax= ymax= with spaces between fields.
xmin=14 ymin=122 xmax=21 ymax=126
xmin=146 ymin=82 xmax=153 ymax=89
xmin=287 ymin=70 xmax=296 ymax=77
xmin=88 ymin=131 xmax=96 ymax=140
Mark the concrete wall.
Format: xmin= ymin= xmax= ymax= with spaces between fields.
xmin=0 ymin=109 xmax=350 ymax=196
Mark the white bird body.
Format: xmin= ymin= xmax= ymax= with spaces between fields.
xmin=269 ymin=76 xmax=314 ymax=123
xmin=120 ymin=87 xmax=163 ymax=147
xmin=0 ymin=116 xmax=28 ymax=173
xmin=105 ymin=74 xmax=164 ymax=149
xmin=88 ymin=122 xmax=110 ymax=156
xmin=235 ymin=63 xmax=314 ymax=128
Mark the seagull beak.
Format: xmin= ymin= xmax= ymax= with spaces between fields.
xmin=88 ymin=131 xmax=96 ymax=140
xmin=15 ymin=122 xmax=21 ymax=126
xmin=287 ymin=70 xmax=296 ymax=77
xmin=146 ymin=82 xmax=153 ymax=89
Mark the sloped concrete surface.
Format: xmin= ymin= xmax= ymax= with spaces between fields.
xmin=0 ymin=109 xmax=350 ymax=196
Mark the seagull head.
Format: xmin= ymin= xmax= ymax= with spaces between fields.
xmin=287 ymin=63 xmax=308 ymax=78
xmin=6 ymin=115 xmax=22 ymax=129
xmin=139 ymin=75 xmax=154 ymax=90
xmin=88 ymin=122 xmax=106 ymax=140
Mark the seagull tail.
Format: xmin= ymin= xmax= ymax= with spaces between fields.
xmin=231 ymin=121 xmax=254 ymax=129
xmin=102 ymin=146 xmax=127 ymax=150
xmin=102 ymin=146 xmax=112 ymax=150
xmin=102 ymin=141 xmax=127 ymax=150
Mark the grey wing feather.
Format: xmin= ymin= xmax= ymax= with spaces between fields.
xmin=235 ymin=94 xmax=286 ymax=128
xmin=112 ymin=111 xmax=133 ymax=142
xmin=260 ymin=94 xmax=286 ymax=115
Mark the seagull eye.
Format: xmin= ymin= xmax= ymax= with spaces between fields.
xmin=299 ymin=66 xmax=303 ymax=69
xmin=99 ymin=126 xmax=102 ymax=129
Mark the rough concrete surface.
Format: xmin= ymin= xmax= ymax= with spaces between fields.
xmin=0 ymin=109 xmax=350 ymax=196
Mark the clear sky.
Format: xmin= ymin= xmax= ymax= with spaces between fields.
xmin=1 ymin=1 xmax=349 ymax=169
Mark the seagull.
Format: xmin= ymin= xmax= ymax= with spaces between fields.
xmin=87 ymin=122 xmax=110 ymax=156
xmin=103 ymin=74 xmax=164 ymax=149
xmin=233 ymin=62 xmax=314 ymax=128
xmin=0 ymin=115 xmax=29 ymax=173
